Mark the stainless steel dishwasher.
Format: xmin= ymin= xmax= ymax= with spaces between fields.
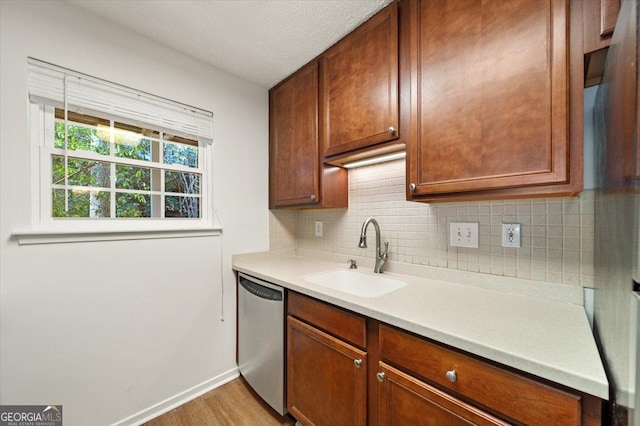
xmin=237 ymin=272 xmax=286 ymax=415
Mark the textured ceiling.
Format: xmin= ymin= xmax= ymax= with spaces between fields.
xmin=67 ymin=0 xmax=393 ymax=88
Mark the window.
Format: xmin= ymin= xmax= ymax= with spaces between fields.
xmin=49 ymin=108 xmax=202 ymax=219
xmin=26 ymin=58 xmax=216 ymax=237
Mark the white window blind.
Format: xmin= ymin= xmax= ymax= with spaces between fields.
xmin=21 ymin=58 xmax=217 ymax=236
xmin=28 ymin=58 xmax=213 ymax=143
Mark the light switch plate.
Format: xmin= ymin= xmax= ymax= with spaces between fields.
xmin=449 ymin=222 xmax=479 ymax=248
xmin=502 ymin=223 xmax=521 ymax=247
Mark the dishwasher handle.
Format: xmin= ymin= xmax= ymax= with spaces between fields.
xmin=239 ymin=276 xmax=283 ymax=301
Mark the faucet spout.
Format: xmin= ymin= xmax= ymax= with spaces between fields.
xmin=358 ymin=235 xmax=367 ymax=248
xmin=358 ymin=217 xmax=389 ymax=273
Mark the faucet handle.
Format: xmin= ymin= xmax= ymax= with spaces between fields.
xmin=382 ymin=242 xmax=389 ymax=258
xmin=348 ymin=259 xmax=357 ymax=269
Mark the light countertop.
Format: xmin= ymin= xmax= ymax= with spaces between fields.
xmin=232 ymin=251 xmax=609 ymax=400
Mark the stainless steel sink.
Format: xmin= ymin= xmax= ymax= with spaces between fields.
xmin=304 ymin=269 xmax=407 ymax=298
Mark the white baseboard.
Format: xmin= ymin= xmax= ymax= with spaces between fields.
xmin=111 ymin=367 xmax=240 ymax=426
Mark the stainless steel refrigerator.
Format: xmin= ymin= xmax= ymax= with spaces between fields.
xmin=593 ymin=0 xmax=639 ymax=423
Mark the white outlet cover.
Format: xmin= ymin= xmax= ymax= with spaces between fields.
xmin=449 ymin=222 xmax=479 ymax=248
xmin=315 ymin=221 xmax=323 ymax=237
xmin=502 ymin=223 xmax=521 ymax=247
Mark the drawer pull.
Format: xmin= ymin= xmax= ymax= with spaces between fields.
xmin=445 ymin=370 xmax=457 ymax=383
xmin=376 ymin=372 xmax=386 ymax=382
xmin=354 ymin=359 xmax=362 ymax=368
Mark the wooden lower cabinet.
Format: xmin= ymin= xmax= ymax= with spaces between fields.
xmin=377 ymin=324 xmax=598 ymax=426
xmin=378 ymin=363 xmax=508 ymax=426
xmin=287 ymin=316 xmax=367 ymax=426
xmin=286 ymin=293 xmax=602 ymax=426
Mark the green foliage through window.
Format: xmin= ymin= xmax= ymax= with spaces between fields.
xmin=51 ymin=114 xmax=202 ymax=219
xmin=116 ymin=193 xmax=151 ymax=218
xmin=54 ymin=122 xmax=110 ymax=154
xmin=52 ymin=189 xmax=110 ymax=218
xmin=164 ymin=141 xmax=198 ymax=168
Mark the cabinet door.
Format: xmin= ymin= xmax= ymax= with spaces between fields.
xmin=269 ymin=62 xmax=321 ymax=208
xmin=320 ymin=2 xmax=399 ymax=158
xmin=287 ymin=316 xmax=367 ymax=426
xmin=407 ymin=0 xmax=577 ymax=200
xmin=378 ymin=363 xmax=508 ymax=426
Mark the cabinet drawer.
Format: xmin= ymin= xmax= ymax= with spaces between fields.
xmin=378 ymin=362 xmax=509 ymax=426
xmin=379 ymin=325 xmax=582 ymax=425
xmin=288 ymin=292 xmax=367 ymax=348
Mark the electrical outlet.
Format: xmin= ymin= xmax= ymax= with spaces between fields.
xmin=502 ymin=224 xmax=521 ymax=247
xmin=315 ymin=221 xmax=323 ymax=237
xmin=449 ymin=222 xmax=479 ymax=248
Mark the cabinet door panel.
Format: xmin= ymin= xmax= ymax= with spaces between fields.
xmin=378 ymin=363 xmax=508 ymax=426
xmin=270 ymin=62 xmax=321 ymax=208
xmin=287 ymin=316 xmax=367 ymax=426
xmin=321 ymin=2 xmax=399 ymax=158
xmin=408 ymin=0 xmax=569 ymax=196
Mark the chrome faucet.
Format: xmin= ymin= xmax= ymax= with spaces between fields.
xmin=358 ymin=217 xmax=389 ymax=273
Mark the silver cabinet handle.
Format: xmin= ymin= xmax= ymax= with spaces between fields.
xmin=354 ymin=359 xmax=362 ymax=368
xmin=409 ymin=183 xmax=417 ymax=191
xmin=376 ymin=372 xmax=385 ymax=382
xmin=388 ymin=126 xmax=396 ymax=134
xmin=445 ymin=370 xmax=457 ymax=383
xmin=310 ymin=194 xmax=317 ymax=200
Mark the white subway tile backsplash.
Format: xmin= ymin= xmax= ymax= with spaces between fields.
xmin=270 ymin=159 xmax=595 ymax=288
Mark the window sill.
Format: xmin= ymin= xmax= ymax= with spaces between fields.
xmin=11 ymin=226 xmax=222 ymax=245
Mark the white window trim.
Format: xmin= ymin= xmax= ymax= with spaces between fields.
xmin=13 ymin=99 xmax=221 ymax=245
xmin=12 ymin=227 xmax=222 ymax=246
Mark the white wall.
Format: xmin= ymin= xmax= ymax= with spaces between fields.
xmin=0 ymin=1 xmax=269 ymax=425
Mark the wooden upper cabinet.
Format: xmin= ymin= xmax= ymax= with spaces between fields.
xmin=407 ymin=0 xmax=583 ymax=202
xmin=269 ymin=61 xmax=347 ymax=209
xmin=584 ymin=0 xmax=620 ymax=86
xmin=600 ymin=0 xmax=621 ymax=38
xmin=321 ymin=2 xmax=399 ymax=159
xmin=584 ymin=0 xmax=621 ymax=54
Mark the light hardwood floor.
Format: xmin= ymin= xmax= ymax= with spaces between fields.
xmin=144 ymin=377 xmax=296 ymax=426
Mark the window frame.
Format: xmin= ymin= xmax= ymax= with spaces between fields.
xmin=47 ymin=107 xmax=204 ymax=221
xmin=16 ymin=103 xmax=219 ymax=245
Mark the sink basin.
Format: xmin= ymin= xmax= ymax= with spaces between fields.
xmin=304 ymin=269 xmax=407 ymax=298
